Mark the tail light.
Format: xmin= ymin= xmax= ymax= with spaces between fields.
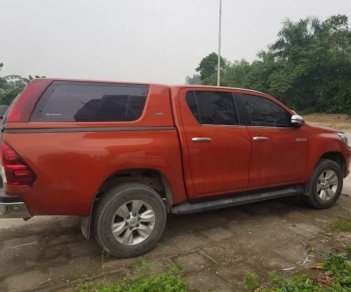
xmin=0 ymin=142 xmax=36 ymax=186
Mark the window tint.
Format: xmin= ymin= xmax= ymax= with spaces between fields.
xmin=185 ymin=92 xmax=200 ymax=122
xmin=186 ymin=91 xmax=239 ymax=125
xmin=242 ymin=95 xmax=291 ymax=127
xmin=31 ymin=81 xmax=149 ymax=122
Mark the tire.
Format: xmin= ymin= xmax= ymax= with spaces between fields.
xmin=303 ymin=159 xmax=343 ymax=209
xmin=94 ymin=183 xmax=167 ymax=258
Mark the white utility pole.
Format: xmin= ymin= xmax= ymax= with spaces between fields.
xmin=217 ymin=0 xmax=222 ymax=86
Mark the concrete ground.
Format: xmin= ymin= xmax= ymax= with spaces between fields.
xmin=0 ymin=134 xmax=350 ymax=291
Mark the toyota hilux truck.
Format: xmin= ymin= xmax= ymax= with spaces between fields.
xmin=0 ymin=79 xmax=350 ymax=257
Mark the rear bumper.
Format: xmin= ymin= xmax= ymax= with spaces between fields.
xmin=0 ymin=190 xmax=31 ymax=219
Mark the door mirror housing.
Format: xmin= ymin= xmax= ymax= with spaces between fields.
xmin=291 ymin=114 xmax=305 ymax=128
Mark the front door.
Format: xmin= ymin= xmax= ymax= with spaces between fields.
xmin=179 ymin=89 xmax=251 ymax=198
xmin=238 ymin=94 xmax=309 ymax=187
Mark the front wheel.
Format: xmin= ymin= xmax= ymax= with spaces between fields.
xmin=94 ymin=183 xmax=167 ymax=258
xmin=303 ymin=159 xmax=343 ymax=209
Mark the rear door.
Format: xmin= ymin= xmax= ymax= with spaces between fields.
xmin=237 ymin=94 xmax=309 ymax=187
xmin=178 ymin=89 xmax=251 ymax=198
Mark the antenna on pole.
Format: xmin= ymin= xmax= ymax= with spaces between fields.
xmin=217 ymin=0 xmax=222 ymax=86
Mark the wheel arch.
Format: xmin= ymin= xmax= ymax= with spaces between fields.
xmin=305 ymin=151 xmax=347 ymax=183
xmin=319 ymin=151 xmax=346 ymax=177
xmin=97 ymin=168 xmax=173 ymax=207
xmin=81 ymin=168 xmax=174 ymax=239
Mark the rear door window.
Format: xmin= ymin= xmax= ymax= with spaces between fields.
xmin=31 ymin=81 xmax=149 ymax=122
xmin=185 ymin=91 xmax=239 ymax=125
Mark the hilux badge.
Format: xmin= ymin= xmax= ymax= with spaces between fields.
xmin=296 ymin=137 xmax=308 ymax=142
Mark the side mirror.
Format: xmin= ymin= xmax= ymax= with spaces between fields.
xmin=291 ymin=114 xmax=305 ymax=128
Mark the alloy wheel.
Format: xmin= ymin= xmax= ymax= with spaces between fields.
xmin=111 ymin=200 xmax=156 ymax=245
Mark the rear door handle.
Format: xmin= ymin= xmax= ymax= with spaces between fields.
xmin=192 ymin=137 xmax=212 ymax=142
xmin=252 ymin=136 xmax=269 ymax=141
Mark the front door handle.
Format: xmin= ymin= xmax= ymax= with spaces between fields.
xmin=252 ymin=136 xmax=269 ymax=141
xmin=192 ymin=137 xmax=212 ymax=142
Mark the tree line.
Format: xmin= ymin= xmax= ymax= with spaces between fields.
xmin=186 ymin=15 xmax=351 ymax=115
xmin=0 ymin=63 xmax=44 ymax=105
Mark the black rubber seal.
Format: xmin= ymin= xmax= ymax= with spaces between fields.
xmin=0 ymin=190 xmax=24 ymax=203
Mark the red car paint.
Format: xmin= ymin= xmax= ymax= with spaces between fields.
xmin=1 ymin=79 xmax=350 ymax=216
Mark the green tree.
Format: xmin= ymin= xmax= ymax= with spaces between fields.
xmin=189 ymin=15 xmax=351 ymax=115
xmin=185 ymin=73 xmax=202 ymax=85
xmin=0 ymin=63 xmax=45 ymax=105
xmin=195 ymin=52 xmax=226 ymax=85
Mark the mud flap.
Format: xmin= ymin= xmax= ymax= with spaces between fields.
xmin=80 ymin=216 xmax=91 ymax=239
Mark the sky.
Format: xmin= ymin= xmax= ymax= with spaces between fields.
xmin=1 ymin=0 xmax=351 ymax=84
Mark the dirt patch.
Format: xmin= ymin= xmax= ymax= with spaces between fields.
xmin=304 ymin=113 xmax=351 ymax=130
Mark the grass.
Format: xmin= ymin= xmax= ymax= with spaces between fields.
xmin=244 ymin=272 xmax=260 ymax=291
xmin=329 ymin=219 xmax=351 ymax=232
xmin=244 ymin=247 xmax=351 ymax=291
xmin=77 ymin=263 xmax=187 ymax=292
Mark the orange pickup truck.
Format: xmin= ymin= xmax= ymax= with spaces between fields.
xmin=0 ymin=79 xmax=350 ymax=257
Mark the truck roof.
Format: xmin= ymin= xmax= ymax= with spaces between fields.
xmin=37 ymin=78 xmax=267 ymax=97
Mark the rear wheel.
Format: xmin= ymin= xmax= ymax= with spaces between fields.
xmin=303 ymin=159 xmax=343 ymax=209
xmin=94 ymin=183 xmax=167 ymax=258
